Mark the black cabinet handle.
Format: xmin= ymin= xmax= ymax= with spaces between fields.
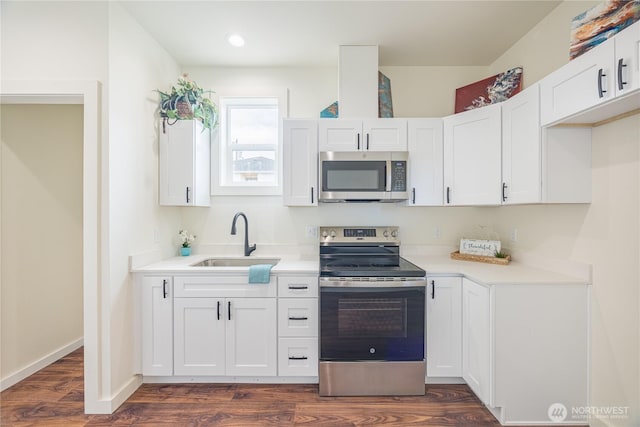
xmin=186 ymin=186 xmax=191 ymax=203
xmin=162 ymin=279 xmax=168 ymax=299
xmin=228 ymin=301 xmax=231 ymax=321
xmin=446 ymin=187 xmax=451 ymax=204
xmin=412 ymin=188 xmax=416 ymax=204
xmin=310 ymin=187 xmax=314 ymax=204
xmin=598 ymin=68 xmax=607 ymax=98
xmin=366 ymin=133 xmax=370 ymax=150
xmin=217 ymin=300 xmax=221 ymax=320
xmin=357 ymin=133 xmax=360 ymax=150
xmin=618 ymin=58 xmax=628 ymax=91
xmin=288 ymin=356 xmax=308 ymax=360
xmin=288 ymin=285 xmax=308 ymax=290
xmin=502 ymin=182 xmax=508 ymax=202
xmin=288 ymin=316 xmax=308 ymax=321
xmin=431 ymin=280 xmax=435 ymax=299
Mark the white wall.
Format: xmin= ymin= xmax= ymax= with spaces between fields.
xmin=107 ymin=1 xmax=181 ymax=399
xmin=0 ymin=104 xmax=83 ymax=384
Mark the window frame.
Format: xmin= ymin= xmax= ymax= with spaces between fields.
xmin=211 ymin=88 xmax=288 ymax=196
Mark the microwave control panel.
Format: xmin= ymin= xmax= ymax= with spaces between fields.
xmin=390 ymin=161 xmax=406 ymax=191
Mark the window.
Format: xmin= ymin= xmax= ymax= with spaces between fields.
xmin=212 ymin=91 xmax=286 ymax=196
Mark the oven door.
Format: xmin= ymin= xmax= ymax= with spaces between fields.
xmin=320 ymin=279 xmax=425 ymax=362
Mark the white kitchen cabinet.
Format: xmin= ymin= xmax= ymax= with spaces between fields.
xmin=461 ymin=278 xmax=491 ymax=405
xmin=172 ymin=275 xmax=277 ymax=377
xmin=318 ymin=118 xmax=407 ymax=152
xmin=502 ymin=84 xmax=592 ymax=204
xmin=141 ymin=276 xmax=173 ymax=376
xmin=461 ymin=277 xmax=589 ymax=424
xmin=174 ymin=297 xmax=277 ymax=376
xmin=406 ymin=119 xmax=443 ymax=206
xmin=426 ymin=276 xmax=461 ymax=378
xmin=277 ymin=274 xmax=318 ymax=377
xmin=159 ymin=119 xmax=210 ymax=206
xmin=443 ymin=103 xmax=501 ymax=205
xmin=540 ymin=20 xmax=640 ymax=126
xmin=283 ymin=119 xmax=318 ymax=206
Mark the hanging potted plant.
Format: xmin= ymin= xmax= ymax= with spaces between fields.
xmin=157 ymin=74 xmax=218 ymax=132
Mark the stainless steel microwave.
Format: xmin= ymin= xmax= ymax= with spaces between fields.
xmin=319 ymin=151 xmax=409 ymax=202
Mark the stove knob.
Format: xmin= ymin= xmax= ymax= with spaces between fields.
xmin=383 ymin=230 xmax=389 ymax=238
xmin=330 ymin=230 xmax=337 ymax=238
xmin=321 ymin=230 xmax=328 ymax=238
xmin=391 ymin=230 xmax=398 ymax=238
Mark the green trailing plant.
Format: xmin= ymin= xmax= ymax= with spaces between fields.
xmin=157 ymin=74 xmax=218 ymax=131
xmin=494 ymin=250 xmax=508 ymax=259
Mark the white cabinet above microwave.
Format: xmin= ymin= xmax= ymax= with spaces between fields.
xmin=318 ymin=119 xmax=407 ymax=152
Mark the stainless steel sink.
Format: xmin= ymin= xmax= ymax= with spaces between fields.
xmin=191 ymin=257 xmax=280 ymax=267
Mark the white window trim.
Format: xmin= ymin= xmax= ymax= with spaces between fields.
xmin=211 ymin=88 xmax=288 ymax=196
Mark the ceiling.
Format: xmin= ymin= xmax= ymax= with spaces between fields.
xmin=122 ymin=0 xmax=564 ymax=68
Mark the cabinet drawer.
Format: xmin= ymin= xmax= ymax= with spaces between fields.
xmin=174 ymin=276 xmax=276 ymax=298
xmin=278 ymin=276 xmax=319 ymax=298
xmin=278 ymin=338 xmax=318 ymax=377
xmin=278 ymin=298 xmax=318 ymax=337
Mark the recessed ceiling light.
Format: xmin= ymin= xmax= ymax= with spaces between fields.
xmin=228 ymin=34 xmax=245 ymax=47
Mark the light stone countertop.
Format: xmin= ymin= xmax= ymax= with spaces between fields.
xmin=132 ymin=251 xmax=589 ymax=286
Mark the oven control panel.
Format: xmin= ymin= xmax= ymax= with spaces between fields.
xmin=320 ymin=226 xmax=399 ymax=244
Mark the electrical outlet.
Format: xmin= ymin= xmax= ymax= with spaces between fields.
xmin=433 ymin=226 xmax=441 ymax=239
xmin=510 ymin=228 xmax=518 ymax=242
xmin=153 ymin=229 xmax=160 ymax=243
xmin=305 ymin=225 xmax=318 ymax=238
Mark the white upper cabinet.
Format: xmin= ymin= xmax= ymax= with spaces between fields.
xmin=406 ymin=118 xmax=443 ymax=206
xmin=501 ymin=84 xmax=541 ymax=204
xmin=283 ymin=119 xmax=318 ymax=206
xmin=614 ymin=20 xmax=640 ymax=96
xmin=318 ymin=118 xmax=407 ymax=152
xmin=159 ymin=119 xmax=210 ymax=206
xmin=443 ymin=103 xmax=502 ymax=206
xmin=540 ymin=21 xmax=640 ymax=126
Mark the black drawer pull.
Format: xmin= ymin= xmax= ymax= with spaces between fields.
xmin=618 ymin=58 xmax=628 ymax=90
xmin=162 ymin=279 xmax=168 ymax=299
xmin=288 ymin=356 xmax=308 ymax=360
xmin=289 ymin=316 xmax=308 ymax=321
xmin=288 ymin=285 xmax=308 ymax=290
xmin=597 ymin=68 xmax=607 ymax=98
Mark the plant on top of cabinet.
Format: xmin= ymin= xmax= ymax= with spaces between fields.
xmin=157 ymin=74 xmax=218 ymax=131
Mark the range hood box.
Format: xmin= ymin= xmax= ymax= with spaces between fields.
xmin=339 ymin=45 xmax=379 ymax=118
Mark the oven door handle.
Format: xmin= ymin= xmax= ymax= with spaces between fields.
xmin=320 ymin=278 xmax=426 ymax=288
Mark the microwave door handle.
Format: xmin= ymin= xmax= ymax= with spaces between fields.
xmin=385 ymin=161 xmax=391 ymax=192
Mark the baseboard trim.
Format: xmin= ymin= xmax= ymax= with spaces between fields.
xmin=108 ymin=375 xmax=143 ymax=413
xmin=0 ymin=337 xmax=84 ymax=391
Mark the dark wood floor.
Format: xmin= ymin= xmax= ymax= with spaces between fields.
xmin=1 ymin=348 xmax=565 ymax=426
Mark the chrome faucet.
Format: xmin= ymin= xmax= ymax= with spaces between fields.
xmin=230 ymin=212 xmax=256 ymax=256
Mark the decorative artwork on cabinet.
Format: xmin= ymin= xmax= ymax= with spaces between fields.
xmin=454 ymin=67 xmax=523 ymax=113
xmin=570 ymin=0 xmax=640 ymax=60
xmin=319 ymin=71 xmax=394 ymax=118
xmin=378 ymin=71 xmax=394 ymax=118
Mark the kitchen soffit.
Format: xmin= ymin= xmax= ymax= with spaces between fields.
xmin=122 ymin=0 xmax=562 ymax=67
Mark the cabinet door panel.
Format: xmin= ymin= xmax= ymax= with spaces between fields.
xmin=426 ymin=276 xmax=462 ymax=377
xmin=540 ymin=41 xmax=613 ymax=125
xmin=443 ymin=104 xmax=501 ymax=205
xmin=462 ymin=278 xmax=491 ymax=405
xmin=363 ymin=119 xmax=407 ymax=151
xmin=174 ymin=298 xmax=225 ymax=376
xmin=283 ymin=120 xmax=318 ymax=206
xmin=278 ymin=298 xmax=318 ymax=337
xmin=501 ymin=85 xmax=541 ymax=204
xmin=407 ymin=119 xmax=443 ymax=206
xmin=278 ymin=337 xmax=319 ymax=377
xmin=318 ymin=119 xmax=361 ymax=151
xmin=141 ymin=276 xmax=173 ymax=376
xmin=614 ymin=20 xmax=640 ymax=96
xmin=226 ymin=298 xmax=277 ymax=376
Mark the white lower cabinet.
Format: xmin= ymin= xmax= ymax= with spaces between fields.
xmin=141 ymin=276 xmax=173 ymax=376
xmin=461 ymin=277 xmax=589 ymax=424
xmin=174 ymin=297 xmax=277 ymax=376
xmin=426 ymin=276 xmax=462 ymax=378
xmin=277 ymin=275 xmax=318 ymax=377
xmin=461 ymin=278 xmax=491 ymax=405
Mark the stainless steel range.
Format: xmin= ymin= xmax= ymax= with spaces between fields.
xmin=318 ymin=226 xmax=426 ymax=396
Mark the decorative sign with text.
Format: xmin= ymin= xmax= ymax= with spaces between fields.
xmin=460 ymin=239 xmax=501 ymax=257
